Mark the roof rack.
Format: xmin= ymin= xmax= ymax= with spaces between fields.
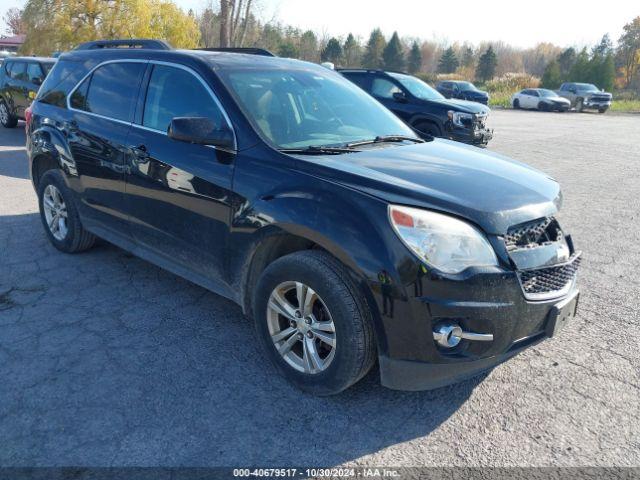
xmin=196 ymin=47 xmax=275 ymax=57
xmin=74 ymin=39 xmax=173 ymax=51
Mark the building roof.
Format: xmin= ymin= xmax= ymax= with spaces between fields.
xmin=0 ymin=34 xmax=26 ymax=46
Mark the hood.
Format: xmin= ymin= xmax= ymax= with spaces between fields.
xmin=428 ymin=98 xmax=490 ymax=114
xmin=299 ymin=140 xmax=561 ymax=234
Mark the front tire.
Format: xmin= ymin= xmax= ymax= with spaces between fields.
xmin=253 ymin=250 xmax=376 ymax=395
xmin=0 ymin=99 xmax=18 ymax=128
xmin=575 ymin=98 xmax=584 ymax=112
xmin=598 ymin=108 xmax=607 ymax=114
xmin=38 ymin=170 xmax=96 ymax=253
xmin=513 ymin=99 xmax=520 ymax=109
xmin=538 ymin=101 xmax=548 ymax=112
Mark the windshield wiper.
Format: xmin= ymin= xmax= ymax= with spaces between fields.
xmin=279 ymin=145 xmax=360 ymax=155
xmin=346 ymin=135 xmax=426 ymax=148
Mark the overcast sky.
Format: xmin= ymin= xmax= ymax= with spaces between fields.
xmin=1 ymin=0 xmax=638 ymax=49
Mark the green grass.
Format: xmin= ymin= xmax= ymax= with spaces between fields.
xmin=610 ymin=100 xmax=640 ymax=113
xmin=488 ymin=91 xmax=512 ymax=108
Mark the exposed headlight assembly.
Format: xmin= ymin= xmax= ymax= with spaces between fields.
xmin=447 ymin=110 xmax=474 ymax=128
xmin=389 ymin=205 xmax=499 ymax=274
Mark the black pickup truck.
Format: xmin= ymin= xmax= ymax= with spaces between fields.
xmin=0 ymin=56 xmax=56 ymax=128
xmin=339 ymin=69 xmax=493 ymax=146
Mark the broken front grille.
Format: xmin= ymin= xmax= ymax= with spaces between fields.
xmin=506 ymin=217 xmax=581 ymax=299
xmin=518 ymin=254 xmax=581 ymax=299
xmin=505 ymin=217 xmax=563 ymax=250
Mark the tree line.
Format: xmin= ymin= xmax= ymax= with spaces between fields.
xmin=3 ymin=0 xmax=640 ymax=91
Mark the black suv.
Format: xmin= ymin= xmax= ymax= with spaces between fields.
xmin=27 ymin=40 xmax=580 ymax=395
xmin=436 ymin=80 xmax=490 ymax=105
xmin=0 ymin=56 xmax=55 ymax=128
xmin=340 ymin=69 xmax=492 ymax=146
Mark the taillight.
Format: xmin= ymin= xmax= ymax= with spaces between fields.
xmin=25 ymin=106 xmax=33 ymax=131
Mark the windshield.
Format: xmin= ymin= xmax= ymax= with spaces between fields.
xmin=219 ymin=67 xmax=417 ymax=149
xmin=456 ymin=81 xmax=478 ymax=91
xmin=387 ymin=72 xmax=445 ymax=101
xmin=576 ymin=83 xmax=599 ymax=92
xmin=539 ymin=89 xmax=557 ymax=97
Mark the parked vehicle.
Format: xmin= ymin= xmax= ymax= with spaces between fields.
xmin=0 ymin=56 xmax=56 ymax=128
xmin=436 ymin=80 xmax=489 ymax=105
xmin=511 ymin=88 xmax=571 ymax=112
xmin=27 ymin=40 xmax=580 ymax=395
xmin=339 ymin=69 xmax=493 ymax=146
xmin=556 ymin=82 xmax=612 ymax=113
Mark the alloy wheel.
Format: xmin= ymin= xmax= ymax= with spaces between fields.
xmin=266 ymin=281 xmax=336 ymax=374
xmin=43 ymin=184 xmax=68 ymax=241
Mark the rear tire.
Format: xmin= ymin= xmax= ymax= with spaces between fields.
xmin=575 ymin=98 xmax=584 ymax=112
xmin=37 ymin=170 xmax=96 ymax=253
xmin=0 ymin=99 xmax=18 ymax=128
xmin=598 ymin=108 xmax=607 ymax=114
xmin=253 ymin=250 xmax=376 ymax=395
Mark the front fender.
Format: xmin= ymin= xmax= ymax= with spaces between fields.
xmin=230 ymin=185 xmax=417 ymax=356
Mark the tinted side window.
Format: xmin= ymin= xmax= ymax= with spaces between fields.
xmin=371 ymin=77 xmax=402 ymax=99
xmin=38 ymin=60 xmax=87 ymax=108
xmin=27 ymin=63 xmax=44 ymax=82
xmin=70 ymin=76 xmax=89 ymax=109
xmin=142 ymin=64 xmax=224 ymax=132
xmin=342 ymin=72 xmax=370 ymax=91
xmin=80 ymin=62 xmax=145 ymax=122
xmin=10 ymin=62 xmax=27 ymax=81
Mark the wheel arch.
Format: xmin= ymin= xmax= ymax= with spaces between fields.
xmin=29 ymin=125 xmax=75 ymax=189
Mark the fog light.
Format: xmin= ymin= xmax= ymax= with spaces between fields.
xmin=433 ymin=323 xmax=494 ymax=348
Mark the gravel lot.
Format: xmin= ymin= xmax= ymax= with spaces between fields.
xmin=0 ymin=110 xmax=639 ymax=468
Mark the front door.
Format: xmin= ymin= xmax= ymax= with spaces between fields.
xmin=124 ymin=63 xmax=236 ymax=284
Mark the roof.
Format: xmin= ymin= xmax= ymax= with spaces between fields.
xmin=4 ymin=56 xmax=56 ymax=63
xmin=61 ymin=47 xmax=318 ymax=70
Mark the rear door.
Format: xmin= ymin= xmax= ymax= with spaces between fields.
xmin=6 ymin=61 xmax=28 ymax=117
xmin=124 ymin=62 xmax=236 ymax=283
xmin=66 ymin=60 xmax=147 ymax=237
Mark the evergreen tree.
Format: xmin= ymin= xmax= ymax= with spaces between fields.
xmin=557 ymin=47 xmax=576 ymax=77
xmin=438 ymin=47 xmax=459 ymax=73
xmin=383 ymin=32 xmax=405 ymax=71
xmin=407 ymin=41 xmax=422 ymax=73
xmin=343 ymin=33 xmax=361 ymax=67
xmin=568 ymin=48 xmax=591 ymax=82
xmin=541 ymin=60 xmax=562 ymax=88
xmin=362 ymin=28 xmax=386 ymax=69
xmin=299 ymin=30 xmax=318 ymax=62
xmin=278 ymin=41 xmax=299 ymax=58
xmin=461 ymin=46 xmax=474 ymax=67
xmin=321 ymin=37 xmax=343 ymax=65
xmin=476 ymin=46 xmax=497 ymax=82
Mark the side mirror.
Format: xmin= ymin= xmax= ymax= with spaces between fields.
xmin=392 ymin=91 xmax=407 ymax=103
xmin=168 ymin=117 xmax=235 ymax=150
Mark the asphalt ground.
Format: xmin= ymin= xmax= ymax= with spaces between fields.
xmin=0 ymin=110 xmax=638 ymax=468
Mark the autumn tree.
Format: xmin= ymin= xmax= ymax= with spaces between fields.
xmin=407 ymin=41 xmax=422 ymax=74
xmin=3 ymin=8 xmax=26 ymax=35
xmin=219 ymin=0 xmax=255 ymax=47
xmin=618 ymin=16 xmax=640 ymax=87
xmin=362 ymin=28 xmax=386 ymax=69
xmin=438 ymin=47 xmax=459 ymax=73
xmin=383 ymin=32 xmax=405 ymax=71
xmin=21 ymin=0 xmax=200 ymax=55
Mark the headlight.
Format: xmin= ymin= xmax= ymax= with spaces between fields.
xmin=389 ymin=205 xmax=498 ymax=274
xmin=447 ymin=110 xmax=474 ymax=128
